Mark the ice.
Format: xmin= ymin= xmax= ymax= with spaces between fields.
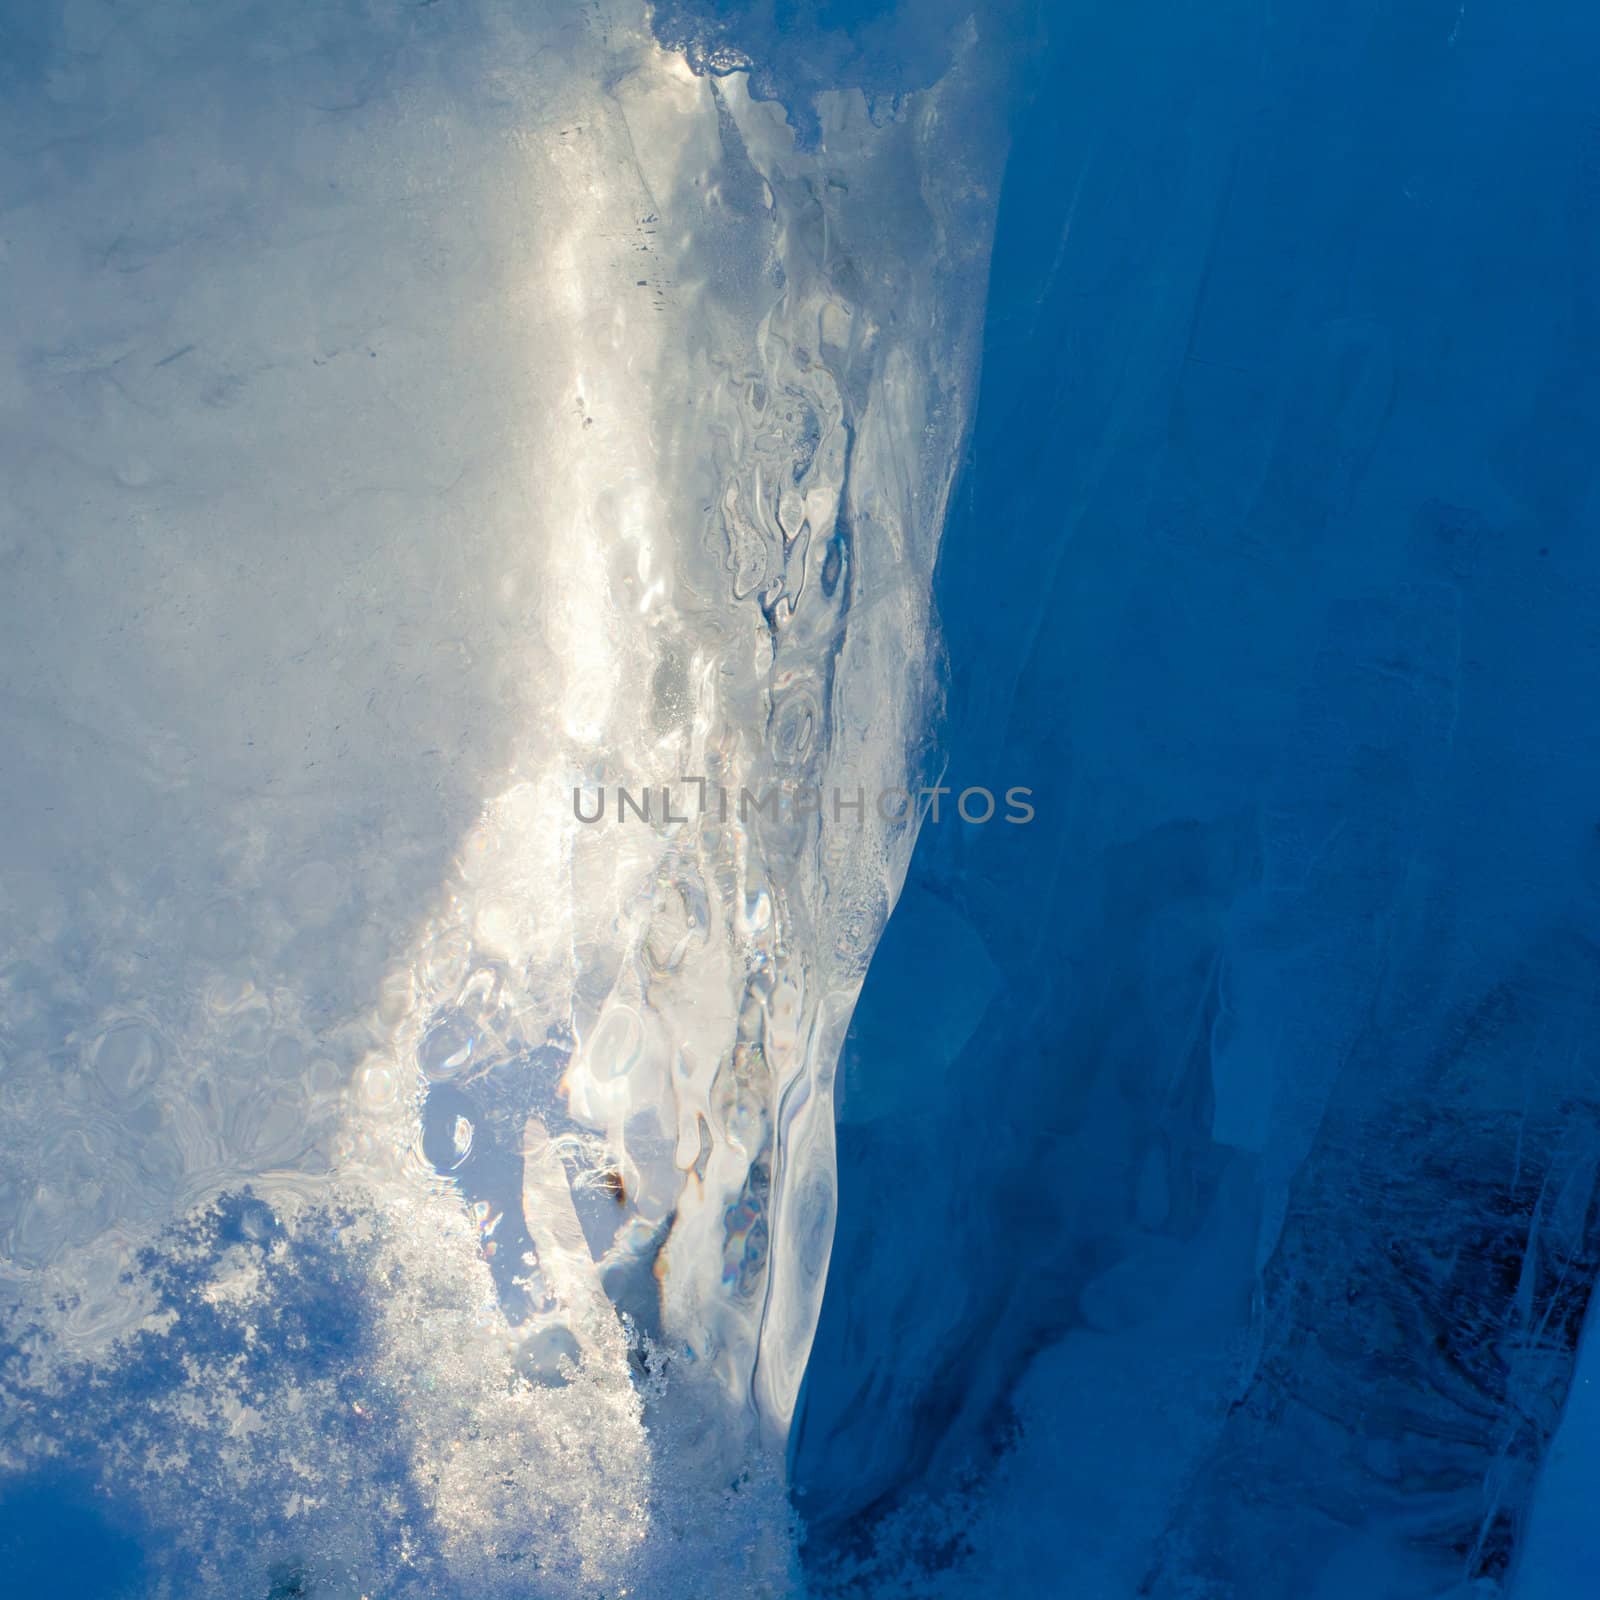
xmin=1515 ymin=1289 xmax=1600 ymax=1595
xmin=795 ymin=1 xmax=1600 ymax=1595
xmin=17 ymin=0 xmax=1598 ymax=1592
xmin=0 ymin=1 xmax=1002 ymax=1592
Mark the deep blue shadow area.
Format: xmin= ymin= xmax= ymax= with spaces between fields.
xmin=0 ymin=1473 xmax=147 ymax=1596
xmin=796 ymin=1 xmax=1600 ymax=1594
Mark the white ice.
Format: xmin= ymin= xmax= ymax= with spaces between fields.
xmin=0 ymin=2 xmax=1001 ymax=1593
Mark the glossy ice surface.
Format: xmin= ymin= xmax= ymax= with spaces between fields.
xmin=0 ymin=1 xmax=997 ymax=1593
xmin=8 ymin=1 xmax=1600 ymax=1597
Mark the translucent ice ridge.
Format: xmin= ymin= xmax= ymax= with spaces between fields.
xmin=344 ymin=9 xmax=1004 ymax=1449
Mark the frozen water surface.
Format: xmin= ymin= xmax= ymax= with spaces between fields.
xmin=0 ymin=0 xmax=1000 ymax=1593
xmin=8 ymin=0 xmax=1600 ymax=1597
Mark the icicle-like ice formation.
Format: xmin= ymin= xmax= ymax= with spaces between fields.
xmin=0 ymin=1 xmax=1000 ymax=1591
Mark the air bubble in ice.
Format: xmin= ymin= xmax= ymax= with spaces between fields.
xmin=420 ymin=1013 xmax=475 ymax=1080
xmin=92 ymin=1021 xmax=163 ymax=1101
xmin=588 ymin=1005 xmax=644 ymax=1080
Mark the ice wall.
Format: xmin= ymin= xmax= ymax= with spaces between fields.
xmin=0 ymin=1 xmax=1001 ymax=1593
xmin=795 ymin=1 xmax=1600 ymax=1595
